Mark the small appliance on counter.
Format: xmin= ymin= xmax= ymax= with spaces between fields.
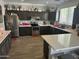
xmin=43 ymin=21 xmax=47 ymax=25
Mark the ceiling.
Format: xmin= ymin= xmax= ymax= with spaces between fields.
xmin=3 ymin=0 xmax=79 ymax=7
xmin=3 ymin=0 xmax=71 ymax=4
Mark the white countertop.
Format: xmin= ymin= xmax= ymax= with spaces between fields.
xmin=41 ymin=30 xmax=79 ymax=52
xmin=38 ymin=23 xmax=72 ymax=33
xmin=39 ymin=23 xmax=79 ymax=53
xmin=19 ymin=25 xmax=31 ymax=27
xmin=0 ymin=31 xmax=11 ymax=44
xmin=38 ymin=23 xmax=50 ymax=26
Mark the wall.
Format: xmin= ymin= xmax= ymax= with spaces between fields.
xmin=6 ymin=10 xmax=45 ymax=20
xmin=58 ymin=1 xmax=78 ymax=9
xmin=0 ymin=0 xmax=5 ymax=29
xmin=4 ymin=2 xmax=46 ymax=11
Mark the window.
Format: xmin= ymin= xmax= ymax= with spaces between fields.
xmin=59 ymin=8 xmax=68 ymax=24
xmin=59 ymin=6 xmax=76 ymax=25
xmin=67 ymin=6 xmax=76 ymax=25
xmin=56 ymin=10 xmax=59 ymax=21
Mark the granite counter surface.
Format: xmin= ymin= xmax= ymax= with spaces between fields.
xmin=0 ymin=31 xmax=11 ymax=44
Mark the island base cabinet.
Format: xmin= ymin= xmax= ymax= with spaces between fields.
xmin=0 ymin=33 xmax=11 ymax=59
xmin=40 ymin=26 xmax=51 ymax=35
xmin=48 ymin=47 xmax=59 ymax=59
xmin=43 ymin=40 xmax=49 ymax=59
xmin=43 ymin=40 xmax=62 ymax=59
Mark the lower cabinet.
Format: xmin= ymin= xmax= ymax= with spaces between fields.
xmin=43 ymin=40 xmax=49 ymax=59
xmin=19 ymin=26 xmax=51 ymax=36
xmin=40 ymin=26 xmax=51 ymax=35
xmin=43 ymin=40 xmax=64 ymax=59
xmin=0 ymin=33 xmax=11 ymax=59
xmin=19 ymin=27 xmax=32 ymax=36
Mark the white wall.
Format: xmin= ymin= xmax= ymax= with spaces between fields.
xmin=4 ymin=2 xmax=46 ymax=11
xmin=0 ymin=0 xmax=5 ymax=29
xmin=58 ymin=1 xmax=78 ymax=9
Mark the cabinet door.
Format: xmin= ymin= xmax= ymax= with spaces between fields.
xmin=19 ymin=27 xmax=27 ymax=36
xmin=40 ymin=26 xmax=51 ymax=35
xmin=43 ymin=40 xmax=49 ymax=59
xmin=48 ymin=12 xmax=56 ymax=24
xmin=0 ymin=33 xmax=11 ymax=59
xmin=72 ymin=8 xmax=79 ymax=29
xmin=19 ymin=27 xmax=32 ymax=36
xmin=25 ymin=27 xmax=32 ymax=36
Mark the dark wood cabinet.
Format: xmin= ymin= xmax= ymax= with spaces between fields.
xmin=48 ymin=11 xmax=56 ymax=24
xmin=40 ymin=26 xmax=51 ymax=35
xmin=0 ymin=33 xmax=11 ymax=59
xmin=40 ymin=26 xmax=69 ymax=35
xmin=19 ymin=27 xmax=32 ymax=36
xmin=19 ymin=26 xmax=69 ymax=36
xmin=72 ymin=8 xmax=79 ymax=29
xmin=43 ymin=40 xmax=49 ymax=59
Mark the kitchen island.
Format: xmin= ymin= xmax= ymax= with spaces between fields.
xmin=0 ymin=31 xmax=11 ymax=59
xmin=40 ymin=24 xmax=79 ymax=59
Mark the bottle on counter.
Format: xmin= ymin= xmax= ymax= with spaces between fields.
xmin=43 ymin=20 xmax=47 ymax=24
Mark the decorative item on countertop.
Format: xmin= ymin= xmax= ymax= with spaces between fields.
xmin=43 ymin=20 xmax=47 ymax=24
xmin=0 ymin=28 xmax=4 ymax=35
xmin=76 ymin=2 xmax=79 ymax=8
xmin=54 ymin=21 xmax=60 ymax=27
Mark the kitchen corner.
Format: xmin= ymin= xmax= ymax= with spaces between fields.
xmin=0 ymin=0 xmax=79 ymax=59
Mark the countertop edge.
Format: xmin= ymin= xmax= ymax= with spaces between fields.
xmin=0 ymin=30 xmax=11 ymax=45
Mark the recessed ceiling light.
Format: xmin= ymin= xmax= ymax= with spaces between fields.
xmin=21 ymin=0 xmax=24 ymax=2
